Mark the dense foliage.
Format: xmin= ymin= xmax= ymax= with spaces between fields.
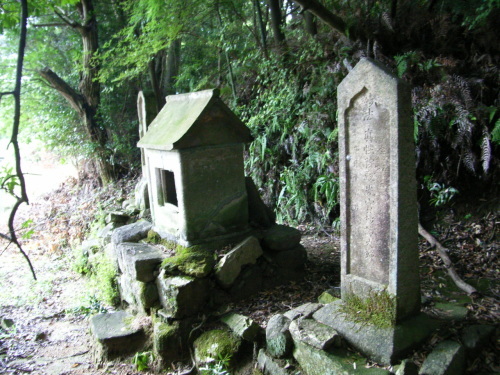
xmin=1 ymin=0 xmax=498 ymax=228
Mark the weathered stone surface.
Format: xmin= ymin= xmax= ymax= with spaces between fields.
xmin=257 ymin=349 xmax=291 ymax=375
xmin=318 ymin=289 xmax=340 ymax=304
xmin=246 ymin=177 xmax=275 ymax=229
xmin=419 ymin=340 xmax=465 ymax=375
xmin=111 ymin=220 xmax=152 ymax=245
xmin=284 ymin=303 xmax=322 ymax=321
xmin=313 ymin=301 xmax=441 ymax=365
xmin=156 ymin=270 xmax=209 ymax=318
xmin=193 ymin=329 xmax=241 ymax=365
xmin=433 ymin=302 xmax=468 ymax=321
xmin=119 ymin=273 xmax=159 ymax=313
xmin=268 ymin=245 xmax=307 ymax=271
xmin=90 ymin=311 xmax=144 ymax=356
xmin=96 ymin=223 xmax=120 ymax=245
xmin=395 ymin=359 xmax=419 ymax=375
xmin=119 ymin=242 xmax=164 ymax=282
xmin=293 ymin=341 xmax=390 ymax=375
xmin=215 ymin=236 xmax=263 ymax=288
xmin=266 ymin=314 xmax=293 ymax=359
xmin=162 ymin=245 xmax=215 ymax=278
xmin=1 ymin=317 xmax=14 ymax=330
xmin=460 ymin=324 xmax=495 ymax=356
xmin=229 ymin=265 xmax=263 ymax=300
xmin=106 ymin=211 xmax=129 ymax=224
xmin=221 ymin=313 xmax=262 ymax=342
xmin=81 ymin=238 xmax=102 ymax=256
xmin=289 ymin=319 xmax=341 ymax=350
xmin=263 ymin=225 xmax=301 ymax=251
xmin=153 ymin=320 xmax=183 ymax=361
xmin=338 ymin=58 xmax=420 ymax=320
xmin=135 ymin=177 xmax=150 ymax=211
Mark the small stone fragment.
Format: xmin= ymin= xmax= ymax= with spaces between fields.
xmin=289 ymin=319 xmax=342 ymax=350
xmin=419 ymin=340 xmax=465 ymax=375
xmin=262 ymin=225 xmax=301 ymax=251
xmin=221 ymin=312 xmax=262 ymax=341
xmin=266 ymin=314 xmax=293 ymax=359
xmin=1 ymin=317 xmax=14 ymax=330
xmin=317 ymin=288 xmax=340 ymax=304
xmin=395 ymin=359 xmax=419 ymax=375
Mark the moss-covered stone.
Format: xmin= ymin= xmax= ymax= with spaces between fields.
xmin=318 ymin=289 xmax=340 ymax=304
xmin=193 ymin=329 xmax=242 ymax=365
xmin=339 ymin=290 xmax=396 ymax=328
xmin=153 ymin=321 xmax=183 ymax=361
xmin=161 ymin=245 xmax=215 ymax=278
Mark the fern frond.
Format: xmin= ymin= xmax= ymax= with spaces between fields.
xmin=481 ymin=132 xmax=491 ymax=174
xmin=463 ymin=150 xmax=477 ymax=174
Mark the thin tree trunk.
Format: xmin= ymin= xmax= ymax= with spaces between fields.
xmin=267 ymin=0 xmax=286 ymax=45
xmin=149 ymin=55 xmax=165 ymax=113
xmin=253 ymin=0 xmax=269 ymax=57
xmin=42 ymin=0 xmax=113 ymax=185
xmin=304 ymin=11 xmax=317 ymax=36
xmin=164 ymin=39 xmax=181 ymax=95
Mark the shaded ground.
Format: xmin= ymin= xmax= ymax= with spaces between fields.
xmin=0 ymin=177 xmax=498 ymax=374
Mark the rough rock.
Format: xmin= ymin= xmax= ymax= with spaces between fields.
xmin=111 ymin=220 xmax=152 ymax=245
xmin=262 ymin=225 xmax=301 ymax=251
xmin=289 ymin=318 xmax=342 ymax=350
xmin=193 ymin=329 xmax=241 ymax=366
xmin=118 ymin=273 xmax=159 ymax=313
xmin=215 ymin=236 xmax=263 ymax=288
xmin=156 ymin=270 xmax=209 ymax=319
xmin=266 ymin=314 xmax=293 ymax=359
xmin=96 ymin=223 xmax=120 ymax=245
xmin=161 ymin=245 xmax=215 ymax=278
xmin=105 ymin=211 xmax=129 ymax=224
xmin=257 ymin=349 xmax=291 ymax=375
xmin=284 ymin=302 xmax=322 ymax=321
xmin=81 ymin=238 xmax=102 ymax=256
xmin=153 ymin=320 xmax=183 ymax=361
xmin=90 ymin=311 xmax=145 ymax=357
xmin=221 ymin=312 xmax=262 ymax=342
xmin=135 ymin=177 xmax=150 ymax=211
xmin=245 ymin=177 xmax=275 ymax=229
xmin=318 ymin=288 xmax=340 ymax=304
xmin=1 ymin=317 xmax=14 ymax=330
xmin=419 ymin=340 xmax=465 ymax=375
xmin=119 ymin=242 xmax=164 ymax=282
xmin=293 ymin=341 xmax=390 ymax=375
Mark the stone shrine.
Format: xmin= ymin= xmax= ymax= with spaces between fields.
xmin=138 ymin=89 xmax=253 ymax=246
xmin=313 ymin=58 xmax=438 ymax=365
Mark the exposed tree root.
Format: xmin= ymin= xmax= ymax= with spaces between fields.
xmin=418 ymin=223 xmax=478 ymax=296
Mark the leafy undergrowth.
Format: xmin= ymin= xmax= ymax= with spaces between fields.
xmin=0 ymin=176 xmax=498 ymax=374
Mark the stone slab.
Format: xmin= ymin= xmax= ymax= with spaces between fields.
xmin=119 ymin=242 xmax=164 ymax=282
xmin=90 ymin=311 xmax=144 ymax=355
xmin=293 ymin=341 xmax=390 ymax=375
xmin=215 ymin=236 xmax=263 ymax=288
xmin=313 ymin=301 xmax=441 ymax=365
xmin=290 ymin=318 xmax=342 ymax=350
xmin=419 ymin=340 xmax=465 ymax=375
xmin=266 ymin=314 xmax=293 ymax=359
xmin=111 ymin=220 xmax=152 ymax=245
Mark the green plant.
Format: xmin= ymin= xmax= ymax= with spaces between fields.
xmin=66 ymin=295 xmax=108 ymax=316
xmin=132 ymin=351 xmax=154 ymax=371
xmin=199 ymin=353 xmax=232 ymax=375
xmin=424 ymin=176 xmax=459 ymax=207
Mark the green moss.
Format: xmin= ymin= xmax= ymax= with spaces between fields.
xmin=145 ymin=230 xmax=162 ymax=244
xmin=339 ymin=290 xmax=396 ymax=328
xmin=318 ymin=290 xmax=340 ymax=304
xmin=194 ymin=329 xmax=241 ymax=364
xmin=87 ymin=253 xmax=119 ymax=306
xmin=161 ymin=245 xmax=215 ymax=278
xmin=153 ymin=321 xmax=180 ymax=353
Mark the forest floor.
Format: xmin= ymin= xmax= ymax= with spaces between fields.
xmin=0 ymin=176 xmax=498 ymax=374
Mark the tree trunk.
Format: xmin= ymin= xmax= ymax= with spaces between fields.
xmin=164 ymin=39 xmax=181 ymax=95
xmin=253 ymin=0 xmax=269 ymax=57
xmin=41 ymin=0 xmax=113 ymax=185
xmin=304 ymin=11 xmax=317 ymax=36
xmin=267 ymin=0 xmax=286 ymax=45
xmin=149 ymin=54 xmax=165 ymax=113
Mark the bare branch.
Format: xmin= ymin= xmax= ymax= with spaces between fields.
xmin=418 ymin=223 xmax=478 ymax=295
xmin=54 ymin=7 xmax=81 ymax=29
xmin=31 ymin=23 xmax=69 ymax=27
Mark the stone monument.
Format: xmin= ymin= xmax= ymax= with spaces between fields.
xmin=313 ymin=58 xmax=439 ymax=365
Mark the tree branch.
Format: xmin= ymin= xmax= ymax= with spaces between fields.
xmin=54 ymin=7 xmax=81 ymax=30
xmin=3 ymin=0 xmax=37 ymax=280
xmin=292 ymin=0 xmax=357 ymax=41
xmin=39 ymin=67 xmax=86 ymax=116
xmin=418 ymin=223 xmax=478 ymax=296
